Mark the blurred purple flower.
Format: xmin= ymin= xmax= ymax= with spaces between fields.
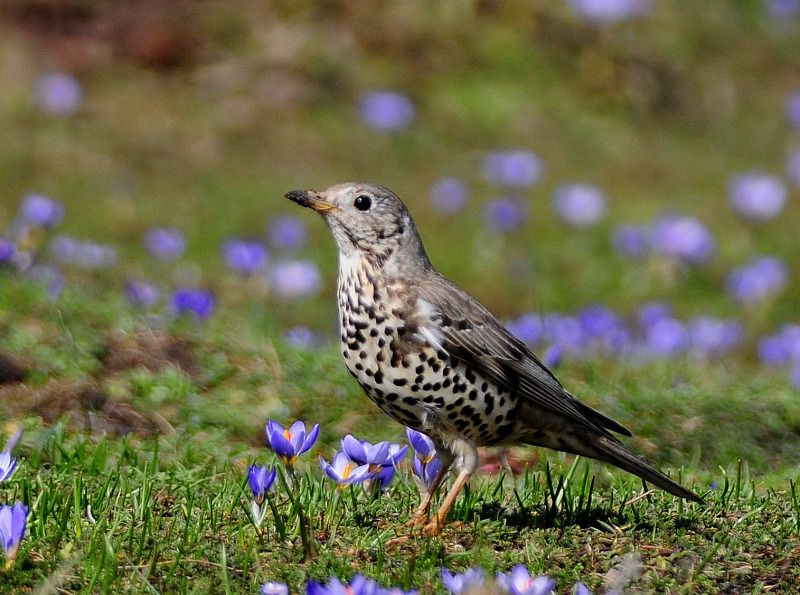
xmin=0 ymin=502 xmax=28 ymax=564
xmin=645 ymin=317 xmax=688 ymax=357
xmin=542 ymin=344 xmax=563 ymax=368
xmin=758 ymin=325 xmax=800 ymax=366
xmin=124 ymin=279 xmax=161 ymax=309
xmin=430 ymin=177 xmax=470 ymax=214
xmin=0 ymin=239 xmax=15 ymax=264
xmin=650 ymin=215 xmax=715 ymax=263
xmin=269 ymin=260 xmax=322 ymax=299
xmin=637 ymin=302 xmax=673 ymax=330
xmin=785 ymin=89 xmax=800 ymax=129
xmin=20 ymin=194 xmax=64 ymax=228
xmin=4 ymin=429 xmax=23 ymax=453
xmin=553 ymin=184 xmax=607 ymax=228
xmin=688 ymin=317 xmax=744 ymax=359
xmin=222 ymin=238 xmax=267 ymax=275
xmin=50 ymin=236 xmax=116 ymax=269
xmin=542 ymin=314 xmax=586 ymax=353
xmin=786 ymin=151 xmax=800 ymax=189
xmin=441 ymin=568 xmax=486 ymax=594
xmin=261 ymin=582 xmax=289 ymax=595
xmin=170 ymin=288 xmax=214 ymax=320
xmin=483 ymin=150 xmax=543 ymax=187
xmin=144 ymin=227 xmax=186 ymax=261
xmin=266 ymin=420 xmax=320 ymax=467
xmin=726 ymin=257 xmax=787 ymax=305
xmin=319 ymin=451 xmax=373 ymax=487
xmin=766 ymin=0 xmax=800 ymax=17
xmin=308 ymin=574 xmax=416 ymax=595
xmin=268 ymin=215 xmax=308 ymax=250
xmin=341 ymin=435 xmax=392 ymax=468
xmin=482 ymin=198 xmax=529 ymax=233
xmin=728 ymin=171 xmax=788 ymax=222
xmin=34 ymin=73 xmax=82 ymax=116
xmin=284 ymin=326 xmax=316 ymax=349
xmin=507 ymin=313 xmax=543 ymax=345
xmin=569 ymin=0 xmax=649 ymax=23
xmin=26 ymin=265 xmax=65 ymax=299
xmin=612 ymin=224 xmax=649 ymax=258
xmin=578 ymin=305 xmax=621 ymax=340
xmin=359 ymin=90 xmax=415 ymax=131
xmin=574 ymin=583 xmax=593 ymax=595
xmin=248 ymin=464 xmax=277 ymax=505
xmin=496 ymin=565 xmax=555 ymax=595
xmin=0 ymin=451 xmax=18 ymax=482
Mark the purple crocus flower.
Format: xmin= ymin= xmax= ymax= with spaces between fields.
xmin=26 ymin=264 xmax=65 ymax=300
xmin=124 ymin=279 xmax=161 ymax=309
xmin=496 ymin=565 xmax=555 ymax=595
xmin=568 ymin=0 xmax=648 ymax=24
xmin=144 ymin=227 xmax=186 ymax=261
xmin=50 ymin=236 xmax=116 ymax=269
xmin=637 ymin=302 xmax=673 ymax=330
xmin=412 ymin=455 xmax=443 ymax=489
xmin=0 ymin=239 xmax=15 ymax=264
xmin=222 ymin=238 xmax=267 ymax=275
xmin=170 ymin=288 xmax=214 ymax=320
xmin=319 ymin=452 xmax=373 ymax=487
xmin=785 ymin=89 xmax=800 ymax=129
xmin=269 ymin=215 xmax=308 ymax=250
xmin=266 ymin=420 xmax=320 ymax=467
xmin=650 ymin=215 xmax=715 ymax=263
xmin=341 ymin=435 xmax=392 ymax=468
xmin=787 ymin=151 xmax=800 ymax=189
xmin=429 ymin=178 xmax=470 ymax=214
xmin=248 ymin=464 xmax=277 ymax=505
xmin=767 ymin=0 xmax=800 ymax=18
xmin=578 ymin=305 xmax=621 ymax=340
xmin=612 ymin=224 xmax=649 ymax=258
xmin=507 ymin=313 xmax=543 ymax=345
xmin=726 ymin=257 xmax=787 ymax=305
xmin=728 ymin=171 xmax=788 ymax=222
xmin=645 ymin=317 xmax=688 ymax=357
xmin=482 ymin=198 xmax=529 ymax=233
xmin=553 ymin=184 xmax=607 ymax=228
xmin=406 ymin=428 xmax=436 ymax=463
xmin=308 ymin=574 xmax=414 ymax=595
xmin=261 ymin=582 xmax=289 ymax=595
xmin=4 ymin=429 xmax=23 ymax=453
xmin=573 ymin=583 xmax=593 ymax=595
xmin=269 ymin=260 xmax=322 ymax=299
xmin=541 ymin=344 xmax=563 ymax=368
xmin=483 ymin=150 xmax=543 ymax=187
xmin=0 ymin=502 xmax=28 ymax=564
xmin=757 ymin=325 xmax=800 ymax=367
xmin=20 ymin=193 xmax=64 ymax=228
xmin=359 ymin=91 xmax=416 ymax=131
xmin=688 ymin=317 xmax=744 ymax=359
xmin=0 ymin=451 xmax=18 ymax=482
xmin=34 ymin=73 xmax=82 ymax=116
xmin=441 ymin=568 xmax=486 ymax=594
xmin=542 ymin=314 xmax=587 ymax=353
xmin=284 ymin=326 xmax=316 ymax=349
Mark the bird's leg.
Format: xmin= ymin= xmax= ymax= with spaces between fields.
xmin=423 ymin=468 xmax=471 ymax=536
xmin=406 ymin=458 xmax=452 ymax=527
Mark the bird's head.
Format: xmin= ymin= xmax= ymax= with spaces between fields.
xmin=285 ymin=182 xmax=429 ymax=269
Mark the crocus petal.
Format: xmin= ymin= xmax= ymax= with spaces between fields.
xmin=299 ymin=423 xmax=320 ymax=454
xmin=341 ymin=435 xmax=366 ymax=463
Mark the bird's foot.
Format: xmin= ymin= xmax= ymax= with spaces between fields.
xmin=422 ymin=518 xmax=443 ymax=536
xmin=385 ymin=535 xmax=411 ymax=548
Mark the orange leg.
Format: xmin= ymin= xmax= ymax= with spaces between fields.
xmin=407 ymin=458 xmax=452 ymax=526
xmin=423 ymin=469 xmax=471 ymax=536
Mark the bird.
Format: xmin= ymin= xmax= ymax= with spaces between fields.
xmin=286 ymin=182 xmax=703 ymax=535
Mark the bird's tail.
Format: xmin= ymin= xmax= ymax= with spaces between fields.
xmin=586 ymin=435 xmax=704 ymax=503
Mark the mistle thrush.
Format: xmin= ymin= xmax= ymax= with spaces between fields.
xmin=286 ymin=182 xmax=702 ymax=534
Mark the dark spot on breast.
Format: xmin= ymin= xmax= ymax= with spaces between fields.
xmin=461 ymin=405 xmax=475 ymax=417
xmin=359 ymin=350 xmax=367 ymax=359
xmin=442 ymin=367 xmax=451 ymax=377
xmin=415 ymin=364 xmax=425 ymax=374
xmin=386 ymin=393 xmax=399 ymax=402
xmin=455 ymin=419 xmax=469 ymax=432
xmin=415 ymin=374 xmax=424 ymax=384
xmin=437 ymin=350 xmax=448 ymax=361
xmin=410 ymin=385 xmax=420 ymax=392
xmin=393 ymin=378 xmax=408 ymax=387
xmin=370 ymin=328 xmax=379 ymax=337
xmin=447 ymin=412 xmax=459 ymax=421
xmin=498 ymin=397 xmax=506 ymax=407
xmin=423 ymin=395 xmax=435 ymax=403
xmin=422 ymin=382 xmax=432 ymax=391
xmin=355 ymin=363 xmax=363 ymax=371
xmin=403 ymin=396 xmax=416 ymax=406
xmin=442 ymin=379 xmax=451 ymax=388
xmin=465 ymin=369 xmax=476 ymax=383
xmin=484 ymin=395 xmax=494 ymax=414
xmin=430 ymin=362 xmax=441 ymax=372
xmin=468 ymin=389 xmax=478 ymax=401
xmin=494 ymin=414 xmax=504 ymax=424
xmin=374 ymin=371 xmax=384 ymax=384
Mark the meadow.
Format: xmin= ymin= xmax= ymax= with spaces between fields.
xmin=1 ymin=1 xmax=800 ymax=592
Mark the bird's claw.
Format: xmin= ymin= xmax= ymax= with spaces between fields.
xmin=422 ymin=519 xmax=443 ymax=536
xmin=405 ymin=514 xmax=429 ymax=528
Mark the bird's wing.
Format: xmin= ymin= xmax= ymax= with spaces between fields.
xmin=414 ymin=274 xmax=631 ymax=439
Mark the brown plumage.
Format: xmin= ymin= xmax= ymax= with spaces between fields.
xmin=287 ymin=182 xmax=703 ymax=534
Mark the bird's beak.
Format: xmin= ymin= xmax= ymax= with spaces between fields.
xmin=284 ymin=189 xmax=337 ymax=214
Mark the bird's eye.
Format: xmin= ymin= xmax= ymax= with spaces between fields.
xmin=354 ymin=195 xmax=372 ymax=211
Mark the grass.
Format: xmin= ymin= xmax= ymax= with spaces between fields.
xmin=2 ymin=276 xmax=800 ymax=592
xmin=1 ymin=1 xmax=800 ymax=592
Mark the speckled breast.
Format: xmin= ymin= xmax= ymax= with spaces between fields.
xmin=336 ymin=258 xmax=518 ymax=446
